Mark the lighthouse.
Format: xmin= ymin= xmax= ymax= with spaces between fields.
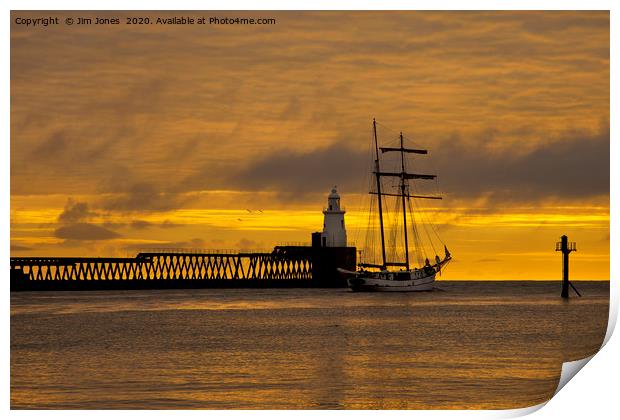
xmin=321 ymin=186 xmax=347 ymax=247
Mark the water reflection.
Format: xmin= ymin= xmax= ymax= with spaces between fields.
xmin=11 ymin=282 xmax=608 ymax=409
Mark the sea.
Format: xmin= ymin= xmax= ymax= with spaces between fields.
xmin=10 ymin=281 xmax=609 ymax=409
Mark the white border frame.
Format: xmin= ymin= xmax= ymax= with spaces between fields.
xmin=3 ymin=2 xmax=617 ymax=419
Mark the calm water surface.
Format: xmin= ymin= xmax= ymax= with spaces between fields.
xmin=11 ymin=281 xmax=609 ymax=409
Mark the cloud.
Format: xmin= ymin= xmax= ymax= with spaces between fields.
xmin=130 ymin=219 xmax=180 ymax=229
xmin=160 ymin=220 xmax=180 ymax=229
xmin=130 ymin=219 xmax=153 ymax=230
xmin=58 ymin=199 xmax=97 ymax=223
xmin=174 ymin=238 xmax=207 ymax=249
xmin=280 ymin=96 xmax=302 ymax=119
xmin=10 ymin=243 xmax=32 ymax=251
xmin=235 ymin=238 xmax=263 ymax=250
xmin=32 ymin=130 xmax=70 ymax=159
xmin=225 ymin=125 xmax=609 ymax=204
xmin=433 ymin=126 xmax=610 ymax=200
xmin=230 ymin=142 xmax=369 ymax=199
xmin=53 ymin=198 xmax=121 ymax=241
xmin=123 ymin=238 xmax=206 ymax=252
xmin=54 ymin=223 xmax=121 ymax=241
xmin=476 ymin=258 xmax=501 ymax=263
xmin=99 ymin=182 xmax=191 ymax=213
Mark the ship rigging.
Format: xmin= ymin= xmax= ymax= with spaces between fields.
xmin=339 ymin=119 xmax=451 ymax=292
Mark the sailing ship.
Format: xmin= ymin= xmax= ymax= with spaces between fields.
xmin=339 ymin=119 xmax=451 ymax=292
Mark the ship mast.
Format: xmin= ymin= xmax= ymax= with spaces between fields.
xmin=373 ymin=118 xmax=387 ymax=269
xmin=399 ymin=132 xmax=410 ymax=271
xmin=364 ymin=120 xmax=442 ymax=271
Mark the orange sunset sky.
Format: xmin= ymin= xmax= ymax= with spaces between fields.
xmin=10 ymin=11 xmax=609 ymax=280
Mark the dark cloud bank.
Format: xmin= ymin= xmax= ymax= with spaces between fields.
xmin=437 ymin=128 xmax=609 ymax=201
xmin=100 ymin=182 xmax=190 ymax=213
xmin=42 ymin=125 xmax=611 ymax=220
xmin=230 ymin=127 xmax=609 ymax=202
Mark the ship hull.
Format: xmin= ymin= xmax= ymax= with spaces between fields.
xmin=340 ymin=269 xmax=437 ymax=292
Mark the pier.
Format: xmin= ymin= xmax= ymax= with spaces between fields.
xmin=10 ymin=246 xmax=355 ymax=291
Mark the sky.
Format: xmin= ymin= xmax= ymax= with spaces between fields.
xmin=10 ymin=11 xmax=609 ymax=279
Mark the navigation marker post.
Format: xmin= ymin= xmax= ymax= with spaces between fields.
xmin=555 ymin=235 xmax=581 ymax=298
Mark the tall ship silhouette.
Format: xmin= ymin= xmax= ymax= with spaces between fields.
xmin=339 ymin=119 xmax=452 ymax=291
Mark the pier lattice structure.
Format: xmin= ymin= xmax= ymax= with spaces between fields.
xmin=10 ymin=251 xmax=312 ymax=283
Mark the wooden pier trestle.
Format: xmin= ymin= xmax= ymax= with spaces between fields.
xmin=10 ymin=249 xmax=314 ymax=290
